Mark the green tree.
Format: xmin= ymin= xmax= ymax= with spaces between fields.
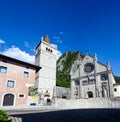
xmin=56 ymin=51 xmax=84 ymax=88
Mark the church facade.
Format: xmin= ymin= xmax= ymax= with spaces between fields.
xmin=70 ymin=54 xmax=116 ymax=99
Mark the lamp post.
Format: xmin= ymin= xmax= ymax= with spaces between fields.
xmin=75 ymin=55 xmax=82 ymax=98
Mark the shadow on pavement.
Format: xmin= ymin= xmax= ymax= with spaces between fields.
xmin=11 ymin=108 xmax=120 ymax=122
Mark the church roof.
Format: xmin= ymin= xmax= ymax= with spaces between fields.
xmin=85 ymin=53 xmax=107 ymax=67
xmin=44 ymin=34 xmax=50 ymax=44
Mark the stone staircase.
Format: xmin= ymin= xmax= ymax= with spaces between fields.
xmin=10 ymin=116 xmax=22 ymax=122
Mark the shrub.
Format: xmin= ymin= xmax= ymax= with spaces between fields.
xmin=0 ymin=110 xmax=11 ymax=122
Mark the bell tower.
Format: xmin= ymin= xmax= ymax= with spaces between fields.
xmin=35 ymin=34 xmax=57 ymax=99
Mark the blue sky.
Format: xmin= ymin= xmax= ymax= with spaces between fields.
xmin=0 ymin=0 xmax=120 ymax=76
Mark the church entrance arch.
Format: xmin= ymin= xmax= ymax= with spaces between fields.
xmin=87 ymin=91 xmax=93 ymax=98
xmin=3 ymin=94 xmax=14 ymax=106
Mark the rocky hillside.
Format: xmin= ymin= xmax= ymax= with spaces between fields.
xmin=56 ymin=51 xmax=120 ymax=87
xmin=56 ymin=51 xmax=84 ymax=87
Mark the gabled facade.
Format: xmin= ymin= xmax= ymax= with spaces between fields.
xmin=0 ymin=54 xmax=40 ymax=106
xmin=71 ymin=54 xmax=116 ymax=99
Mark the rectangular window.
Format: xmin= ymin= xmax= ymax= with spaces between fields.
xmin=7 ymin=80 xmax=14 ymax=88
xmin=19 ymin=94 xmax=24 ymax=98
xmin=0 ymin=66 xmax=7 ymax=73
xmin=24 ymin=71 xmax=29 ymax=77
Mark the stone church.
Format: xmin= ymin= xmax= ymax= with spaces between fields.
xmin=0 ymin=34 xmax=120 ymax=107
xmin=70 ymin=53 xmax=116 ymax=99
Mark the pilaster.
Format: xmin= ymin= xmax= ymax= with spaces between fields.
xmin=93 ymin=53 xmax=99 ymax=97
xmin=107 ymin=61 xmax=114 ymax=97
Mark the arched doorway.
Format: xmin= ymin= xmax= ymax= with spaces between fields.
xmin=3 ymin=94 xmax=14 ymax=106
xmin=87 ymin=91 xmax=93 ymax=98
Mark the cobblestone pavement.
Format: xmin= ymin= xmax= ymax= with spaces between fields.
xmin=6 ymin=108 xmax=120 ymax=122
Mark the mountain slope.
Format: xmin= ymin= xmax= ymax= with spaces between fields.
xmin=56 ymin=51 xmax=84 ymax=87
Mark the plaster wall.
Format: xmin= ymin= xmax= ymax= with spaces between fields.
xmin=56 ymin=86 xmax=71 ymax=99
xmin=0 ymin=59 xmax=36 ymax=106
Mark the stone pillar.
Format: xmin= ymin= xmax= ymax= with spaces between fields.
xmin=93 ymin=53 xmax=99 ymax=97
xmin=79 ymin=64 xmax=83 ymax=98
xmin=74 ymin=54 xmax=82 ymax=99
xmin=71 ymin=80 xmax=75 ymax=99
xmin=107 ymin=61 xmax=114 ymax=97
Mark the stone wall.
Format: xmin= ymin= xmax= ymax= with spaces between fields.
xmin=55 ymin=98 xmax=120 ymax=109
xmin=56 ymin=86 xmax=71 ymax=99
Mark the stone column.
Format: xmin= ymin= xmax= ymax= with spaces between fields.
xmin=107 ymin=61 xmax=114 ymax=97
xmin=79 ymin=64 xmax=83 ymax=98
xmin=71 ymin=80 xmax=75 ymax=99
xmin=93 ymin=53 xmax=99 ymax=97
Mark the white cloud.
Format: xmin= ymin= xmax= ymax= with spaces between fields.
xmin=51 ymin=44 xmax=57 ymax=48
xmin=59 ymin=32 xmax=63 ymax=35
xmin=0 ymin=39 xmax=5 ymax=44
xmin=56 ymin=40 xmax=62 ymax=43
xmin=30 ymin=47 xmax=36 ymax=53
xmin=57 ymin=50 xmax=62 ymax=59
xmin=0 ymin=44 xmax=61 ymax=64
xmin=0 ymin=46 xmax=35 ymax=64
xmin=53 ymin=36 xmax=60 ymax=40
xmin=53 ymin=36 xmax=62 ymax=43
xmin=50 ymin=44 xmax=62 ymax=59
xmin=24 ymin=41 xmax=30 ymax=48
